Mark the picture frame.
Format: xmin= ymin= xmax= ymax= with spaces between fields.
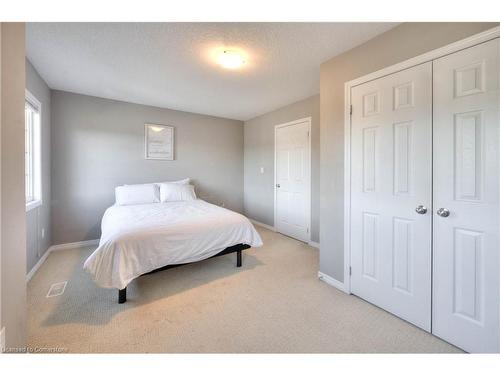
xmin=144 ymin=123 xmax=174 ymax=160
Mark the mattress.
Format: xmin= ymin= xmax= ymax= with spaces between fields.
xmin=83 ymin=199 xmax=263 ymax=289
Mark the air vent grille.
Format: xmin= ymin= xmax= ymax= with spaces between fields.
xmin=46 ymin=281 xmax=67 ymax=298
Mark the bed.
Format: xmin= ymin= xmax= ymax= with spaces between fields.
xmin=83 ymin=198 xmax=263 ymax=303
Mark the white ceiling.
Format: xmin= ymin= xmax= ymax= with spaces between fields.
xmin=26 ymin=23 xmax=397 ymax=121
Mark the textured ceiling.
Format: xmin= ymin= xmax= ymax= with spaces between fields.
xmin=26 ymin=23 xmax=397 ymax=120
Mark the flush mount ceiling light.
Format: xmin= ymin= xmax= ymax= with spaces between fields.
xmin=217 ymin=50 xmax=246 ymax=70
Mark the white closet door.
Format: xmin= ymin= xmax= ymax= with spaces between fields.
xmin=350 ymin=62 xmax=432 ymax=331
xmin=433 ymin=38 xmax=499 ymax=353
xmin=275 ymin=120 xmax=311 ymax=242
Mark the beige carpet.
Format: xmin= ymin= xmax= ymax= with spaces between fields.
xmin=27 ymin=226 xmax=461 ymax=353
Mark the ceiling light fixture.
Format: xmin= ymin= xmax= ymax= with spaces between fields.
xmin=217 ymin=50 xmax=245 ymax=70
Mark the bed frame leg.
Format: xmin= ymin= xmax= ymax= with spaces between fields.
xmin=118 ymin=288 xmax=127 ymax=304
xmin=237 ymin=250 xmax=242 ymax=267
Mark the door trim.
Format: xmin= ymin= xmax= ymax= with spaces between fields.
xmin=274 ymin=117 xmax=312 ymax=243
xmin=343 ymin=26 xmax=500 ymax=295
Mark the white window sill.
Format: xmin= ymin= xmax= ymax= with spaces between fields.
xmin=26 ymin=199 xmax=42 ymax=212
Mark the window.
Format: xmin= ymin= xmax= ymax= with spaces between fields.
xmin=25 ymin=90 xmax=42 ymax=211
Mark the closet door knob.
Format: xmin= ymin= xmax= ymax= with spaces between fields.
xmin=437 ymin=208 xmax=450 ymax=217
xmin=415 ymin=205 xmax=427 ymax=214
xmin=276 ymin=184 xmax=280 ymax=188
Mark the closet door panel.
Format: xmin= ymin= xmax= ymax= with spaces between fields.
xmin=433 ymin=38 xmax=500 ymax=353
xmin=350 ymin=62 xmax=432 ymax=331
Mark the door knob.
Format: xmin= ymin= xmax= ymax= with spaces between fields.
xmin=437 ymin=208 xmax=450 ymax=217
xmin=276 ymin=184 xmax=280 ymax=188
xmin=415 ymin=205 xmax=427 ymax=214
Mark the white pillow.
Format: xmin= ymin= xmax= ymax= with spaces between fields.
xmin=160 ymin=183 xmax=197 ymax=202
xmin=125 ymin=178 xmax=190 ymax=188
xmin=164 ymin=178 xmax=190 ymax=185
xmin=115 ymin=184 xmax=160 ymax=206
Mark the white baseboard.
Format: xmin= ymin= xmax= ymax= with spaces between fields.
xmin=250 ymin=219 xmax=318 ymax=249
xmin=26 ymin=247 xmax=52 ymax=282
xmin=0 ymin=326 xmax=5 ymax=353
xmin=249 ymin=219 xmax=276 ymax=232
xmin=49 ymin=239 xmax=99 ymax=252
xmin=308 ymin=241 xmax=320 ymax=249
xmin=26 ymin=239 xmax=99 ymax=283
xmin=318 ymin=271 xmax=349 ymax=294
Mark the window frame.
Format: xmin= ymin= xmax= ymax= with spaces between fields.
xmin=25 ymin=89 xmax=42 ymax=212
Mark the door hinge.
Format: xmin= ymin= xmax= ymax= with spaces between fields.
xmin=350 ymin=105 xmax=353 ymax=115
xmin=349 ymin=266 xmax=352 ymax=276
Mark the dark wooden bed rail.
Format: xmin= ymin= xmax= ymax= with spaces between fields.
xmin=118 ymin=243 xmax=250 ymax=303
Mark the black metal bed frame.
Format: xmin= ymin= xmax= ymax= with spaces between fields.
xmin=117 ymin=243 xmax=250 ymax=303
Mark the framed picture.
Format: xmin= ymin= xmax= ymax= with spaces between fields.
xmin=144 ymin=123 xmax=174 ymax=160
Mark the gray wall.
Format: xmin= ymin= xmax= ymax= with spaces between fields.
xmin=1 ymin=22 xmax=27 ymax=349
xmin=319 ymin=22 xmax=500 ymax=282
xmin=51 ymin=90 xmax=244 ymax=245
xmin=243 ymin=95 xmax=320 ymax=243
xmin=26 ymin=59 xmax=51 ymax=273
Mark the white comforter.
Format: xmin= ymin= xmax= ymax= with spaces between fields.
xmin=83 ymin=200 xmax=263 ymax=289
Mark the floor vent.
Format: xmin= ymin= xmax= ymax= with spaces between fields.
xmin=46 ymin=281 xmax=67 ymax=298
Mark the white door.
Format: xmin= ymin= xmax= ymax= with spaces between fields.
xmin=275 ymin=119 xmax=311 ymax=242
xmin=350 ymin=63 xmax=433 ymax=331
xmin=433 ymin=38 xmax=500 ymax=353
